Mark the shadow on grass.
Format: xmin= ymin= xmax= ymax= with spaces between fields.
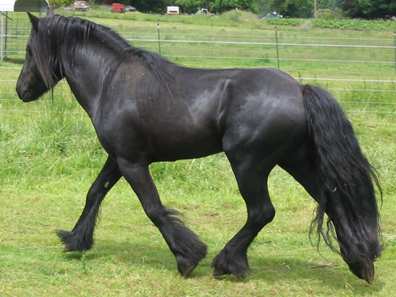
xmin=62 ymin=240 xmax=179 ymax=273
xmin=59 ymin=240 xmax=384 ymax=295
xmin=248 ymin=256 xmax=384 ymax=295
xmin=4 ymin=57 xmax=24 ymax=64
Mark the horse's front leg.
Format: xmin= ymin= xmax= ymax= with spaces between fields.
xmin=57 ymin=156 xmax=121 ymax=251
xmin=116 ymin=158 xmax=207 ymax=277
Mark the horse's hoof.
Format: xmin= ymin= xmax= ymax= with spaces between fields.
xmin=56 ymin=229 xmax=74 ymax=251
xmin=212 ymin=251 xmax=249 ymax=279
xmin=174 ymin=234 xmax=207 ymax=277
xmin=176 ymin=255 xmax=199 ymax=277
xmin=56 ymin=229 xmax=92 ymax=252
xmin=213 ymin=267 xmax=248 ymax=279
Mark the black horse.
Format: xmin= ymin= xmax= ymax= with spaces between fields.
xmin=16 ymin=13 xmax=381 ymax=282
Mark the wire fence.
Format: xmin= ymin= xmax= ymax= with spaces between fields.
xmin=0 ymin=12 xmax=395 ymax=126
xmin=1 ymin=14 xmax=396 ymax=71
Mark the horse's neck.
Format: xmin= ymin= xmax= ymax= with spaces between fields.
xmin=62 ymin=43 xmax=119 ymax=117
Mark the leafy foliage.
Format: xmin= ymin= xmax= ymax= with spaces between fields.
xmin=342 ymin=0 xmax=396 ymax=18
xmin=89 ymin=0 xmax=395 ymax=18
xmin=48 ymin=0 xmax=73 ymax=7
xmin=173 ymin=0 xmax=257 ymax=14
xmin=174 ymin=0 xmax=206 ymax=14
xmin=313 ymin=17 xmax=396 ymax=30
xmin=270 ymin=0 xmax=314 ymax=17
xmin=316 ymin=8 xmax=344 ymax=19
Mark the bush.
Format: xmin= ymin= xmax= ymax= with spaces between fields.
xmin=221 ymin=9 xmax=259 ymax=23
xmin=316 ymin=8 xmax=343 ymax=19
xmin=270 ymin=0 xmax=314 ymax=18
xmin=265 ymin=18 xmax=305 ymax=27
xmin=342 ymin=0 xmax=396 ymax=19
xmin=312 ymin=18 xmax=396 ymax=31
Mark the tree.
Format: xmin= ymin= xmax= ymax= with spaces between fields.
xmin=343 ymin=0 xmax=396 ymax=18
xmin=269 ymin=0 xmax=314 ymax=17
xmin=175 ymin=0 xmax=207 ymax=13
xmin=48 ymin=0 xmax=73 ymax=8
xmin=88 ymin=0 xmax=396 ymax=18
xmin=93 ymin=1 xmax=173 ymax=13
xmin=209 ymin=0 xmax=252 ymax=13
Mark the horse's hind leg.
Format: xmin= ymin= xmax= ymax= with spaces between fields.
xmin=116 ymin=158 xmax=207 ymax=277
xmin=212 ymin=154 xmax=276 ymax=278
xmin=278 ymin=144 xmax=320 ymax=201
xmin=57 ymin=156 xmax=121 ymax=251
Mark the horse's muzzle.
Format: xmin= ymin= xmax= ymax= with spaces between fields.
xmin=349 ymin=260 xmax=375 ymax=284
xmin=16 ymin=86 xmax=37 ymax=102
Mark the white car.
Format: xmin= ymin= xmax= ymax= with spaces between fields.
xmin=73 ymin=1 xmax=89 ymax=11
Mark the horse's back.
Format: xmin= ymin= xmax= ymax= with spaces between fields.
xmin=100 ymin=63 xmax=306 ymax=163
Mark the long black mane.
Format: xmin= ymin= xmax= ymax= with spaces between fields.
xmin=30 ymin=14 xmax=172 ymax=88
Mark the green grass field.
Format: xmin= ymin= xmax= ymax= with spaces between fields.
xmin=0 ymin=9 xmax=395 ymax=297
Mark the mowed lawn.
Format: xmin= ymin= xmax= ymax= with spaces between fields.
xmin=0 ymin=11 xmax=396 ymax=297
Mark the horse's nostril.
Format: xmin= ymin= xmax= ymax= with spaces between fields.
xmin=16 ymin=87 xmax=31 ymax=101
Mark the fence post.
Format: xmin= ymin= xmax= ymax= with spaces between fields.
xmin=0 ymin=13 xmax=5 ymax=61
xmin=394 ymin=31 xmax=396 ymax=73
xmin=4 ymin=12 xmax=7 ymax=58
xmin=314 ymin=0 xmax=317 ymax=18
xmin=274 ymin=26 xmax=280 ymax=69
xmin=157 ymin=21 xmax=161 ymax=55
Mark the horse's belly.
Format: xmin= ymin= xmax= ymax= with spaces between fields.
xmin=149 ymin=128 xmax=223 ymax=161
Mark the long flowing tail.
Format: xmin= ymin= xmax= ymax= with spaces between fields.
xmin=301 ymin=84 xmax=381 ymax=281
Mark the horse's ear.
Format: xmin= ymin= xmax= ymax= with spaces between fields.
xmin=27 ymin=12 xmax=39 ymax=31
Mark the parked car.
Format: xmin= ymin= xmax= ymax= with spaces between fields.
xmin=196 ymin=8 xmax=213 ymax=16
xmin=73 ymin=1 xmax=89 ymax=11
xmin=166 ymin=6 xmax=180 ymax=15
xmin=111 ymin=3 xmax=125 ymax=13
xmin=263 ymin=11 xmax=283 ymax=19
xmin=124 ymin=5 xmax=136 ymax=12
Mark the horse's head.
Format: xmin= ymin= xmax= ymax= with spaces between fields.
xmin=322 ymin=177 xmax=381 ymax=283
xmin=338 ymin=193 xmax=380 ymax=283
xmin=16 ymin=13 xmax=62 ymax=102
